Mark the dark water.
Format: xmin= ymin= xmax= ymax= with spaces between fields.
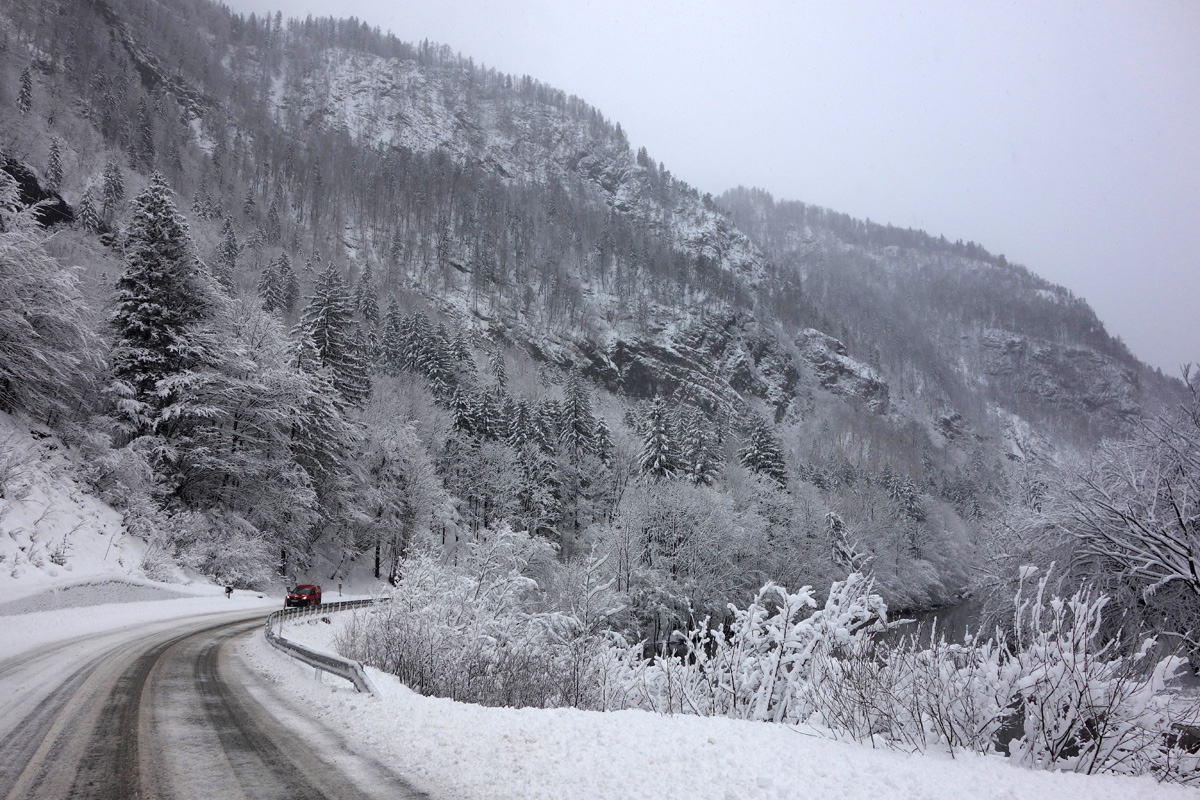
xmin=882 ymin=597 xmax=987 ymax=647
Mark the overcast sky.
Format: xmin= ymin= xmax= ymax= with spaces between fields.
xmin=226 ymin=0 xmax=1199 ymax=375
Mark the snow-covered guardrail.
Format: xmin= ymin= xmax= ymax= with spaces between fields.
xmin=263 ymin=598 xmax=379 ymax=695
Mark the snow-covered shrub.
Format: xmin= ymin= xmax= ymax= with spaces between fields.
xmin=622 ymin=573 xmax=889 ymax=722
xmin=1003 ymin=568 xmax=1199 ymax=778
xmin=800 ymin=567 xmax=1200 ymax=782
xmin=166 ymin=508 xmax=273 ymax=586
xmin=336 ymin=525 xmax=630 ymax=709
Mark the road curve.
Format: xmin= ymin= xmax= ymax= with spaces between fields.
xmin=0 ymin=609 xmax=430 ymax=799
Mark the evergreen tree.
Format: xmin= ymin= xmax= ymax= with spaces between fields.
xmin=740 ymin=415 xmax=787 ymax=486
xmin=640 ymin=395 xmax=679 ymax=480
xmin=295 ymin=264 xmax=371 ymax=406
xmin=136 ymin=96 xmax=154 ymax=169
xmin=242 ymin=187 xmax=256 ymax=217
xmin=76 ymin=186 xmax=102 ymax=233
xmin=354 ymin=262 xmax=380 ymax=324
xmin=488 ymin=347 xmax=508 ymax=390
xmin=594 ymin=415 xmax=613 ymax=465
xmin=213 ymin=217 xmax=238 ymax=289
xmin=17 ymin=66 xmax=32 ymax=115
xmin=681 ymin=410 xmax=720 ymax=486
xmin=110 ymin=173 xmax=215 ymax=436
xmin=266 ymin=196 xmax=282 ymax=244
xmin=559 ymin=372 xmax=596 ymax=460
xmin=101 ymin=159 xmax=125 ymax=221
xmin=278 ymin=252 xmax=298 ymax=313
xmin=380 ymin=298 xmax=405 ymax=375
xmin=46 ymin=138 xmax=63 ymax=192
xmin=258 ymin=260 xmax=283 ymax=312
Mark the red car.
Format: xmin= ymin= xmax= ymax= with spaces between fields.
xmin=285 ymin=584 xmax=322 ymax=607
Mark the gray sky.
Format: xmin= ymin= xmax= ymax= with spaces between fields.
xmin=227 ymin=0 xmax=1199 ymax=375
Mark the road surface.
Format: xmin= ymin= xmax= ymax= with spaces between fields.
xmin=0 ymin=609 xmax=430 ymax=799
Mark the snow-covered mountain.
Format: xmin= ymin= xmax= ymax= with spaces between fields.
xmin=0 ymin=0 xmax=1187 ymax=615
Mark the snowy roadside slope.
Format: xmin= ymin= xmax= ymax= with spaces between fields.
xmin=252 ymin=612 xmax=1196 ymax=800
xmin=0 ymin=410 xmax=159 ymax=604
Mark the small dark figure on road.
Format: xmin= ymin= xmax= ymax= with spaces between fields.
xmin=225 ymin=586 xmax=233 ymax=599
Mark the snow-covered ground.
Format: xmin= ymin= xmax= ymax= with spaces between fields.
xmin=256 ymin=609 xmax=1196 ymax=800
xmin=1 ymin=411 xmax=1196 ymax=798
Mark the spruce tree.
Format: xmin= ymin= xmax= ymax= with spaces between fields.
xmin=17 ymin=67 xmax=32 ymax=115
xmin=681 ymin=410 xmax=720 ymax=486
xmin=76 ymin=186 xmax=102 ymax=233
xmin=488 ymin=347 xmax=508 ymax=390
xmin=258 ymin=261 xmax=283 ymax=312
xmin=46 ymin=138 xmax=63 ymax=192
xmin=110 ymin=172 xmax=215 ymax=435
xmin=354 ymin=262 xmax=380 ymax=324
xmin=380 ymin=298 xmax=405 ymax=375
xmin=594 ymin=416 xmax=613 ymax=465
xmin=559 ymin=372 xmax=596 ymax=460
xmin=213 ymin=217 xmax=238 ymax=289
xmin=101 ymin=159 xmax=124 ymax=221
xmin=295 ymin=264 xmax=370 ymax=406
xmin=739 ymin=415 xmax=787 ymax=486
xmin=278 ymin=252 xmax=298 ymax=313
xmin=639 ymin=395 xmax=679 ymax=480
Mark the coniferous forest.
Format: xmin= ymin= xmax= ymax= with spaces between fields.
xmin=1 ymin=0 xmax=1197 ymax=780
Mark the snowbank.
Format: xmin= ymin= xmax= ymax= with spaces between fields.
xmin=253 ymin=609 xmax=1195 ymax=800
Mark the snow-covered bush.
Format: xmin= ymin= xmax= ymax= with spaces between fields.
xmin=336 ymin=525 xmax=630 ymax=709
xmin=800 ymin=567 xmax=1200 ymax=782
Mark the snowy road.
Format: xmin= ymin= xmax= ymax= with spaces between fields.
xmin=0 ymin=609 xmax=429 ymax=799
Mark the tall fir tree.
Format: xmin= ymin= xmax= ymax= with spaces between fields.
xmin=354 ymin=262 xmax=380 ymax=324
xmin=17 ymin=66 xmax=32 ymax=115
xmin=45 ymin=138 xmax=63 ymax=192
xmin=109 ymin=173 xmax=215 ymax=436
xmin=278 ymin=252 xmax=298 ymax=313
xmin=213 ymin=217 xmax=238 ymax=289
xmin=739 ymin=415 xmax=787 ymax=486
xmin=295 ymin=264 xmax=371 ymax=406
xmin=639 ymin=395 xmax=679 ymax=480
xmin=101 ymin=159 xmax=125 ymax=222
xmin=380 ymin=298 xmax=405 ymax=375
xmin=559 ymin=372 xmax=596 ymax=460
xmin=76 ymin=185 xmax=102 ymax=233
xmin=680 ymin=410 xmax=720 ymax=486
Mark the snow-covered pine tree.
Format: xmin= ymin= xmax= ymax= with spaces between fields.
xmin=295 ymin=264 xmax=371 ymax=406
xmin=265 ymin=196 xmax=281 ymax=244
xmin=46 ymin=138 xmax=63 ymax=192
xmin=101 ymin=159 xmax=124 ymax=221
xmin=594 ymin=415 xmax=613 ymax=465
xmin=110 ymin=172 xmax=216 ymax=436
xmin=380 ymin=298 xmax=405 ymax=375
xmin=559 ymin=372 xmax=597 ymax=460
xmin=135 ymin=96 xmax=154 ymax=169
xmin=213 ymin=217 xmax=238 ymax=289
xmin=76 ymin=186 xmax=102 ymax=233
xmin=488 ymin=347 xmax=508 ymax=390
xmin=278 ymin=252 xmax=298 ymax=313
xmin=680 ymin=409 xmax=720 ymax=486
xmin=400 ymin=312 xmax=428 ymax=373
xmin=354 ymin=262 xmax=380 ymax=324
xmin=258 ymin=259 xmax=283 ymax=312
xmin=17 ymin=66 xmax=32 ymax=115
xmin=740 ymin=415 xmax=787 ymax=486
xmin=640 ymin=395 xmax=680 ymax=480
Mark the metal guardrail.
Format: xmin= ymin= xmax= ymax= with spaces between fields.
xmin=263 ymin=598 xmax=380 ymax=695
